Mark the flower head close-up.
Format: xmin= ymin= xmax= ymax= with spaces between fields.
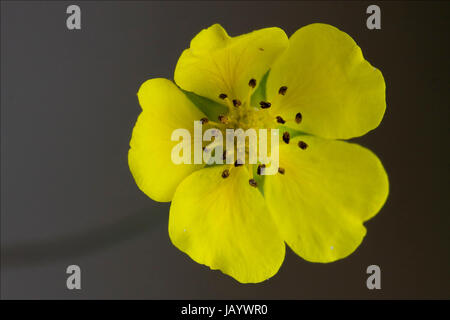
xmin=128 ymin=23 xmax=389 ymax=283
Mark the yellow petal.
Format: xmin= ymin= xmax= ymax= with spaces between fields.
xmin=169 ymin=165 xmax=285 ymax=283
xmin=266 ymin=23 xmax=386 ymax=139
xmin=128 ymin=78 xmax=205 ymax=202
xmin=175 ymin=24 xmax=288 ymax=104
xmin=264 ymin=136 xmax=389 ymax=262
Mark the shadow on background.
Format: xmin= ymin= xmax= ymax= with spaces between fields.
xmin=1 ymin=208 xmax=165 ymax=269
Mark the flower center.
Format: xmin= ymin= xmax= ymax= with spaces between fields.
xmin=200 ymin=78 xmax=308 ymax=187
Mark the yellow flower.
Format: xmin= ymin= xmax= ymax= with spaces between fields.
xmin=128 ymin=23 xmax=389 ymax=283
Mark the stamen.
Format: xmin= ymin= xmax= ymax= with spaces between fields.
xmin=276 ymin=116 xmax=286 ymax=124
xmin=298 ymin=141 xmax=308 ymax=150
xmin=218 ymin=93 xmax=234 ymax=111
xmin=282 ymin=132 xmax=290 ymax=144
xmin=200 ymin=117 xmax=209 ymax=124
xmin=295 ymin=112 xmax=302 ymax=124
xmin=222 ymin=149 xmax=235 ymax=164
xmin=245 ymin=79 xmax=257 ymax=108
xmin=257 ymin=164 xmax=266 ymax=175
xmin=218 ymin=115 xmax=228 ymax=124
xmin=278 ymin=167 xmax=285 ymax=174
xmin=234 ymin=160 xmax=243 ymax=167
xmin=260 ymin=101 xmax=271 ymax=109
xmin=278 ymin=86 xmax=288 ymax=95
xmin=249 ymin=179 xmax=257 ymax=187
xmin=221 ymin=169 xmax=230 ymax=178
xmin=203 ymin=139 xmax=223 ymax=164
xmin=233 ymin=99 xmax=242 ymax=107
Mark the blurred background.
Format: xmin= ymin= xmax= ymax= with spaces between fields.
xmin=1 ymin=1 xmax=449 ymax=299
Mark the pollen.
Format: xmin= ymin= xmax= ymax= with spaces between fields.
xmin=249 ymin=179 xmax=257 ymax=187
xmin=221 ymin=169 xmax=230 ymax=178
xmin=257 ymin=164 xmax=266 ymax=175
xmin=219 ymin=93 xmax=228 ymax=100
xmin=234 ymin=160 xmax=243 ymax=167
xmin=233 ymin=99 xmax=242 ymax=107
xmin=248 ymin=79 xmax=257 ymax=88
xmin=200 ymin=117 xmax=209 ymax=124
xmin=276 ymin=116 xmax=286 ymax=124
xmin=259 ymin=101 xmax=271 ymax=109
xmin=278 ymin=86 xmax=288 ymax=95
xmin=298 ymin=141 xmax=308 ymax=149
xmin=218 ymin=115 xmax=228 ymax=124
xmin=295 ymin=112 xmax=302 ymax=124
xmin=282 ymin=132 xmax=290 ymax=144
xmin=278 ymin=167 xmax=285 ymax=174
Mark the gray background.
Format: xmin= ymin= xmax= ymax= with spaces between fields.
xmin=1 ymin=1 xmax=449 ymax=299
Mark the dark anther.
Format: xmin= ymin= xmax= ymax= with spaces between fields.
xmin=221 ymin=169 xmax=230 ymax=178
xmin=276 ymin=116 xmax=286 ymax=124
xmin=200 ymin=117 xmax=209 ymax=124
xmin=259 ymin=101 xmax=271 ymax=109
xmin=282 ymin=132 xmax=290 ymax=144
xmin=295 ymin=112 xmax=302 ymax=124
xmin=234 ymin=160 xmax=243 ymax=167
xmin=218 ymin=115 xmax=228 ymax=124
xmin=233 ymin=99 xmax=242 ymax=107
xmin=278 ymin=167 xmax=285 ymax=174
xmin=219 ymin=93 xmax=228 ymax=100
xmin=257 ymin=164 xmax=266 ymax=175
xmin=278 ymin=86 xmax=288 ymax=95
xmin=248 ymin=79 xmax=257 ymax=88
xmin=298 ymin=141 xmax=308 ymax=150
xmin=249 ymin=179 xmax=258 ymax=187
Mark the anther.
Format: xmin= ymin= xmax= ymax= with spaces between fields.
xmin=278 ymin=86 xmax=288 ymax=95
xmin=218 ymin=115 xmax=228 ymax=124
xmin=282 ymin=132 xmax=290 ymax=144
xmin=257 ymin=164 xmax=266 ymax=175
xmin=298 ymin=141 xmax=308 ymax=150
xmin=200 ymin=117 xmax=209 ymax=124
xmin=248 ymin=78 xmax=257 ymax=88
xmin=276 ymin=116 xmax=286 ymax=124
xmin=234 ymin=160 xmax=243 ymax=167
xmin=295 ymin=112 xmax=302 ymax=124
xmin=221 ymin=169 xmax=230 ymax=178
xmin=259 ymin=101 xmax=271 ymax=109
xmin=278 ymin=167 xmax=285 ymax=174
xmin=232 ymin=99 xmax=242 ymax=107
xmin=249 ymin=179 xmax=258 ymax=187
xmin=219 ymin=93 xmax=228 ymax=100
